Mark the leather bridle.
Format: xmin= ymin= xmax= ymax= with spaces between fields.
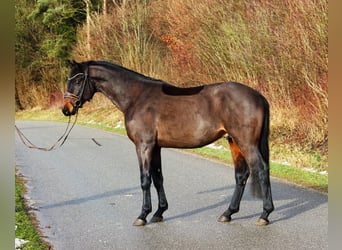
xmin=64 ymin=70 xmax=89 ymax=110
xmin=15 ymin=70 xmax=90 ymax=151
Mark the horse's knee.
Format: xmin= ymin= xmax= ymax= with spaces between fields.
xmin=152 ymin=170 xmax=163 ymax=187
xmin=235 ymin=170 xmax=249 ymax=186
xmin=141 ymin=175 xmax=152 ymax=190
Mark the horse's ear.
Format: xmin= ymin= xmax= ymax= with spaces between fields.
xmin=66 ymin=60 xmax=78 ymax=67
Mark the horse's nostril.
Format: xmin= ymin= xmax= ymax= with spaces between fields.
xmin=62 ymin=106 xmax=71 ymax=116
xmin=62 ymin=101 xmax=75 ymax=116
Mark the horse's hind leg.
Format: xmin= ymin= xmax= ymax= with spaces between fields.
xmin=218 ymin=136 xmax=249 ymax=223
xmin=240 ymin=145 xmax=274 ymax=225
xmin=254 ymin=153 xmax=274 ymax=225
xmin=150 ymin=146 xmax=168 ymax=223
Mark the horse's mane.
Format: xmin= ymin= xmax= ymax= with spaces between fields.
xmin=86 ymin=60 xmax=204 ymax=95
xmin=88 ymin=60 xmax=164 ymax=84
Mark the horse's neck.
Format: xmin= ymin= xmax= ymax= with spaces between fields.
xmin=90 ymin=66 xmax=146 ymax=113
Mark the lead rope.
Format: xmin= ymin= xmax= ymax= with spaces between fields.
xmin=15 ymin=112 xmax=78 ymax=151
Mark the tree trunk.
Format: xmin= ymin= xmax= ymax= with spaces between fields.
xmin=84 ymin=0 xmax=91 ymax=59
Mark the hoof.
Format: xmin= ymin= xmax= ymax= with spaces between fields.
xmin=133 ymin=218 xmax=146 ymax=226
xmin=256 ymin=218 xmax=269 ymax=226
xmin=150 ymin=216 xmax=163 ymax=223
xmin=217 ymin=215 xmax=231 ymax=223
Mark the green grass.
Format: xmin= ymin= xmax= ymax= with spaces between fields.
xmin=15 ymin=107 xmax=327 ymax=193
xmin=15 ymin=171 xmax=50 ymax=250
xmin=270 ymin=162 xmax=327 ymax=192
xmin=187 ymin=147 xmax=327 ymax=193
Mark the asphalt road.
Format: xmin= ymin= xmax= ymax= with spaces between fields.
xmin=15 ymin=121 xmax=328 ymax=250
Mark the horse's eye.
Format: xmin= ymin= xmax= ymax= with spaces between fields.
xmin=71 ymin=78 xmax=82 ymax=86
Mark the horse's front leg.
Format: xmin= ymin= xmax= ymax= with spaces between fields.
xmin=133 ymin=143 xmax=153 ymax=226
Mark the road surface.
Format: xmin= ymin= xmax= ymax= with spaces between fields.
xmin=15 ymin=121 xmax=328 ymax=250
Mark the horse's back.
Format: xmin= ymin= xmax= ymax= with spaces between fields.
xmin=199 ymin=82 xmax=268 ymax=113
xmin=161 ymin=83 xmax=204 ymax=96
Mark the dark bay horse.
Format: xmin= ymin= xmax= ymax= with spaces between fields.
xmin=62 ymin=60 xmax=274 ymax=226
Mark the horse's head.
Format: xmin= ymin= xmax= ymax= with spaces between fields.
xmin=62 ymin=61 xmax=95 ymax=116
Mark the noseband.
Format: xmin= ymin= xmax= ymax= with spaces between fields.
xmin=64 ymin=71 xmax=89 ymax=109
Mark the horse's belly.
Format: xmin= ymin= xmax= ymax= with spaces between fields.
xmin=156 ymin=97 xmax=226 ymax=148
xmin=157 ymin=122 xmax=226 ymax=148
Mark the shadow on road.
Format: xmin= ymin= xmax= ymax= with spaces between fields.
xmin=164 ymin=180 xmax=327 ymax=224
xmin=38 ymin=177 xmax=327 ymax=225
xmin=39 ymin=186 xmax=140 ymax=210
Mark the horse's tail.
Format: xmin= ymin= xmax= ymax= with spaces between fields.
xmin=251 ymin=97 xmax=270 ymax=198
xmin=259 ymin=97 xmax=270 ymax=168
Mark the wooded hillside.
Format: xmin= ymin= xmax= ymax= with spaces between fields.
xmin=15 ymin=0 xmax=328 ymax=171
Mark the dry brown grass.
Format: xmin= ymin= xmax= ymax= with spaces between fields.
xmin=16 ymin=0 xmax=327 ymax=170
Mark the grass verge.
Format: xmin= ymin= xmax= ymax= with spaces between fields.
xmin=15 ymin=171 xmax=50 ymax=250
xmin=187 ymin=147 xmax=327 ymax=193
xmin=15 ymin=107 xmax=327 ymax=193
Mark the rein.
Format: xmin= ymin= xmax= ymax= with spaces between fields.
xmin=15 ymin=113 xmax=78 ymax=151
xmin=15 ymin=70 xmax=89 ymax=151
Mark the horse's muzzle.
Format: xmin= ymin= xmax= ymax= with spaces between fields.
xmin=62 ymin=101 xmax=77 ymax=116
xmin=62 ymin=92 xmax=81 ymax=116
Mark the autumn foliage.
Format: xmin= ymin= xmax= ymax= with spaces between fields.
xmin=16 ymin=0 xmax=328 ymax=170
